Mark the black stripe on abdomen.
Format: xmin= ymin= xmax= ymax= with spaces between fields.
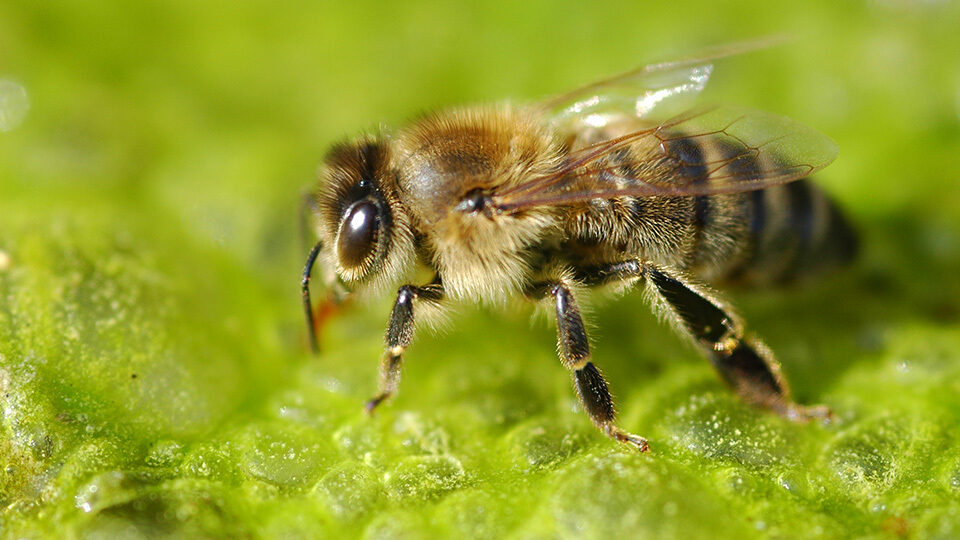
xmin=786 ymin=180 xmax=815 ymax=258
xmin=709 ymin=137 xmax=779 ymax=282
xmin=737 ymin=179 xmax=857 ymax=284
xmin=663 ymin=136 xmax=709 ymax=227
xmin=713 ymin=139 xmax=762 ymax=267
xmin=749 ymin=190 xmax=766 ymax=238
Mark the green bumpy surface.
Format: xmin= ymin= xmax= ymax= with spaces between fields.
xmin=2 ymin=1 xmax=960 ymax=538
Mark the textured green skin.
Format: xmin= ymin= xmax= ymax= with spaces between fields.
xmin=2 ymin=1 xmax=960 ymax=538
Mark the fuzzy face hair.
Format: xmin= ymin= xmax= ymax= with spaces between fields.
xmin=315 ymin=138 xmax=416 ymax=296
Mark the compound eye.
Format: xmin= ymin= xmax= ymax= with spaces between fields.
xmin=337 ymin=199 xmax=380 ymax=268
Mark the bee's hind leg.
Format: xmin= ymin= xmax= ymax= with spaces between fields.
xmin=365 ymin=281 xmax=444 ymax=414
xmin=527 ymin=280 xmax=649 ymax=452
xmin=574 ymin=259 xmax=831 ymax=422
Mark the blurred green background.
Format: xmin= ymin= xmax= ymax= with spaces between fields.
xmin=2 ymin=0 xmax=960 ymax=538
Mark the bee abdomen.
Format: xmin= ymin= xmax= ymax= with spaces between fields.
xmin=667 ymin=136 xmax=752 ymax=275
xmin=726 ymin=178 xmax=858 ymax=284
xmin=664 ymin=132 xmax=858 ymax=285
xmin=564 ymin=123 xmax=857 ymax=284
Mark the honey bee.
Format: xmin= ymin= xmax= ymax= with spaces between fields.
xmin=301 ymin=46 xmax=857 ymax=451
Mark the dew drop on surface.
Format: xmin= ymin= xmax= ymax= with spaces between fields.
xmin=0 ymin=80 xmax=29 ymax=132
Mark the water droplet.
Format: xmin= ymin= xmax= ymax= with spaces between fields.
xmin=236 ymin=423 xmax=333 ymax=487
xmin=314 ymin=461 xmax=385 ymax=521
xmin=145 ymin=440 xmax=184 ymax=468
xmin=385 ymin=455 xmax=465 ymax=500
xmin=504 ymin=420 xmax=587 ymax=469
xmin=74 ymin=470 xmax=131 ymax=514
xmin=0 ymin=80 xmax=29 ymax=132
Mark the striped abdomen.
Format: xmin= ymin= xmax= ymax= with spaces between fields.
xmin=732 ymin=179 xmax=859 ymax=284
xmin=560 ymin=123 xmax=858 ymax=285
xmin=666 ymin=131 xmax=859 ymax=285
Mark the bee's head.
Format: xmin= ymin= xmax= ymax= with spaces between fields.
xmin=315 ymin=138 xmax=413 ymax=291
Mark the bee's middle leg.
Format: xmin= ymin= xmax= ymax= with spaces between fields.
xmin=527 ymin=281 xmax=649 ymax=451
xmin=365 ymin=282 xmax=443 ymax=414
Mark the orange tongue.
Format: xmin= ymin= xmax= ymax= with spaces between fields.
xmin=312 ymin=292 xmax=346 ymax=339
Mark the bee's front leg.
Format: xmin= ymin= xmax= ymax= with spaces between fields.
xmin=365 ymin=281 xmax=444 ymax=414
xmin=527 ymin=281 xmax=649 ymax=452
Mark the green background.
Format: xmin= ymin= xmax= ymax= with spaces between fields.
xmin=2 ymin=1 xmax=960 ymax=538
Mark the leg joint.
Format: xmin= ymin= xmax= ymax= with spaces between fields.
xmin=396 ymin=285 xmax=418 ymax=304
xmin=550 ymin=282 xmax=564 ymax=297
xmin=573 ymin=260 xmax=642 ymax=286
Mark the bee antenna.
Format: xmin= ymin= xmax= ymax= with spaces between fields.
xmin=301 ymin=240 xmax=323 ymax=354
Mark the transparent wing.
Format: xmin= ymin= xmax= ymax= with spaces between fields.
xmin=541 ymin=37 xmax=784 ymax=128
xmin=492 ymin=106 xmax=838 ymax=213
xmin=544 ymin=61 xmax=713 ymax=128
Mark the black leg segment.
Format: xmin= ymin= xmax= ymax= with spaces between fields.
xmin=574 ymin=362 xmax=615 ymax=425
xmin=714 ymin=339 xmax=786 ymax=407
xmin=553 ymin=284 xmax=591 ymax=370
xmin=642 ymin=265 xmax=792 ymax=403
xmin=641 ymin=263 xmax=829 ymax=420
xmin=301 ymin=240 xmax=323 ymax=354
xmin=573 ymin=260 xmax=642 ymax=286
xmin=528 ymin=281 xmax=649 ymax=451
xmin=365 ymin=281 xmax=444 ymax=414
xmin=644 ymin=267 xmax=734 ymax=346
xmin=568 ymin=258 xmax=830 ymax=422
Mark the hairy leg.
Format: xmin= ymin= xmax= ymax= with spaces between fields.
xmin=573 ymin=260 xmax=830 ymax=421
xmin=364 ymin=281 xmax=443 ymax=413
xmin=527 ymin=281 xmax=649 ymax=451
